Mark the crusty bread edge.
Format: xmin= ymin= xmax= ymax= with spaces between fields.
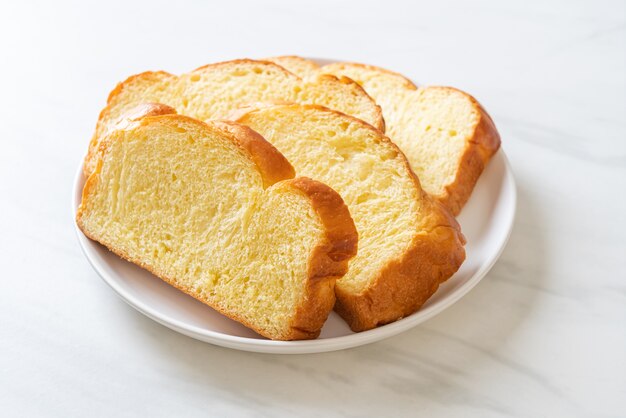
xmin=317 ymin=63 xmax=501 ymax=215
xmin=267 ymin=56 xmax=418 ymax=91
xmin=326 ymin=114 xmax=466 ymax=331
xmin=84 ymin=61 xmax=295 ymax=178
xmin=320 ymin=61 xmax=418 ymax=90
xmin=264 ymin=57 xmax=385 ymax=131
xmin=87 ymin=103 xmax=178 ymax=169
xmin=427 ymin=87 xmax=501 ymax=215
xmin=193 ymin=58 xmax=299 ymax=77
xmin=265 ymin=55 xmax=322 ymax=75
xmin=77 ymin=114 xmax=358 ymax=340
xmin=284 ymin=177 xmax=358 ymax=338
xmin=84 ymin=71 xmax=177 ymax=176
xmin=310 ymin=73 xmax=385 ymax=132
xmin=210 ymin=120 xmax=296 ymax=187
xmin=85 ymin=59 xmax=384 ymax=176
xmin=335 ymin=190 xmax=466 ymax=331
xmin=232 ymin=103 xmax=466 ymax=332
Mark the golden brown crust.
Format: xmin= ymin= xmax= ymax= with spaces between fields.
xmin=85 ymin=60 xmax=383 ymax=177
xmin=106 ymin=71 xmax=176 ymax=104
xmin=324 ymin=112 xmax=466 ymax=331
xmin=112 ymin=102 xmax=177 ymax=127
xmin=427 ymin=87 xmax=501 ymax=215
xmin=85 ymin=62 xmax=293 ymax=178
xmin=84 ymin=72 xmax=177 ymax=177
xmin=84 ymin=102 xmax=178 ymax=177
xmin=279 ymin=177 xmax=358 ymax=339
xmin=192 ymin=58 xmax=299 ymax=79
xmin=268 ymin=56 xmax=417 ymax=92
xmin=232 ymin=103 xmax=465 ymax=332
xmin=210 ymin=120 xmax=296 ymax=187
xmin=265 ymin=55 xmax=322 ymax=78
xmin=321 ymin=61 xmax=418 ymax=90
xmin=288 ymin=177 xmax=359 ymax=266
xmin=312 ymin=74 xmax=386 ymax=132
xmin=318 ymin=64 xmax=500 ymax=215
xmin=335 ymin=191 xmax=466 ymax=331
xmin=77 ymin=115 xmax=358 ymax=340
xmin=233 ymin=103 xmax=385 ymax=142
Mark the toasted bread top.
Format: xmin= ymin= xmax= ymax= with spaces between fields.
xmin=267 ymin=57 xmax=501 ymax=215
xmin=233 ymin=104 xmax=465 ymax=331
xmin=84 ymin=59 xmax=384 ymax=176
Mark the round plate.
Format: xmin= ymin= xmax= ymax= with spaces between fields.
xmin=72 ymin=148 xmax=515 ymax=354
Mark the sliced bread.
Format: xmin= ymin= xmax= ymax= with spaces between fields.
xmin=84 ymin=59 xmax=384 ymax=176
xmin=76 ymin=108 xmax=358 ymax=340
xmin=232 ymin=104 xmax=465 ymax=331
xmin=266 ymin=55 xmax=322 ymax=80
xmin=266 ymin=57 xmax=501 ymax=215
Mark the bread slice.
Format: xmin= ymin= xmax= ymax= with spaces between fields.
xmin=232 ymin=104 xmax=465 ymax=332
xmin=266 ymin=57 xmax=501 ymax=215
xmin=76 ymin=107 xmax=358 ymax=340
xmin=269 ymin=56 xmax=417 ymax=91
xmin=84 ymin=59 xmax=384 ymax=176
xmin=266 ymin=55 xmax=322 ymax=80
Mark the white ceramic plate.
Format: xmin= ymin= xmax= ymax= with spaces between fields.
xmin=73 ymin=147 xmax=515 ymax=354
xmin=74 ymin=57 xmax=515 ymax=353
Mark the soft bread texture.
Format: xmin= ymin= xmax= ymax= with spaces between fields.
xmin=270 ymin=56 xmax=416 ymax=91
xmin=76 ymin=112 xmax=358 ymax=340
xmin=233 ymin=104 xmax=465 ymax=331
xmin=267 ymin=55 xmax=322 ymax=80
xmin=88 ymin=102 xmax=180 ymax=165
xmin=84 ymin=59 xmax=384 ymax=176
xmin=266 ymin=57 xmax=501 ymax=215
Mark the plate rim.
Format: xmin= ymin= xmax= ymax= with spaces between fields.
xmin=72 ymin=150 xmax=516 ymax=354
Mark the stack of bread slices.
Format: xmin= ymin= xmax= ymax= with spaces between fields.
xmin=77 ymin=57 xmax=500 ymax=340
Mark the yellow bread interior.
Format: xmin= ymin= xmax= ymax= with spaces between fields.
xmin=234 ymin=104 xmax=466 ymax=329
xmin=77 ymin=114 xmax=356 ymax=340
xmin=238 ymin=105 xmax=416 ymax=292
xmin=320 ymin=63 xmax=501 ymax=214
xmin=266 ymin=57 xmax=501 ymax=214
xmin=85 ymin=59 xmax=383 ymax=176
xmin=376 ymin=87 xmax=479 ymax=194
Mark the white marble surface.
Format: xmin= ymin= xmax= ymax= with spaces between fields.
xmin=0 ymin=0 xmax=624 ymax=416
